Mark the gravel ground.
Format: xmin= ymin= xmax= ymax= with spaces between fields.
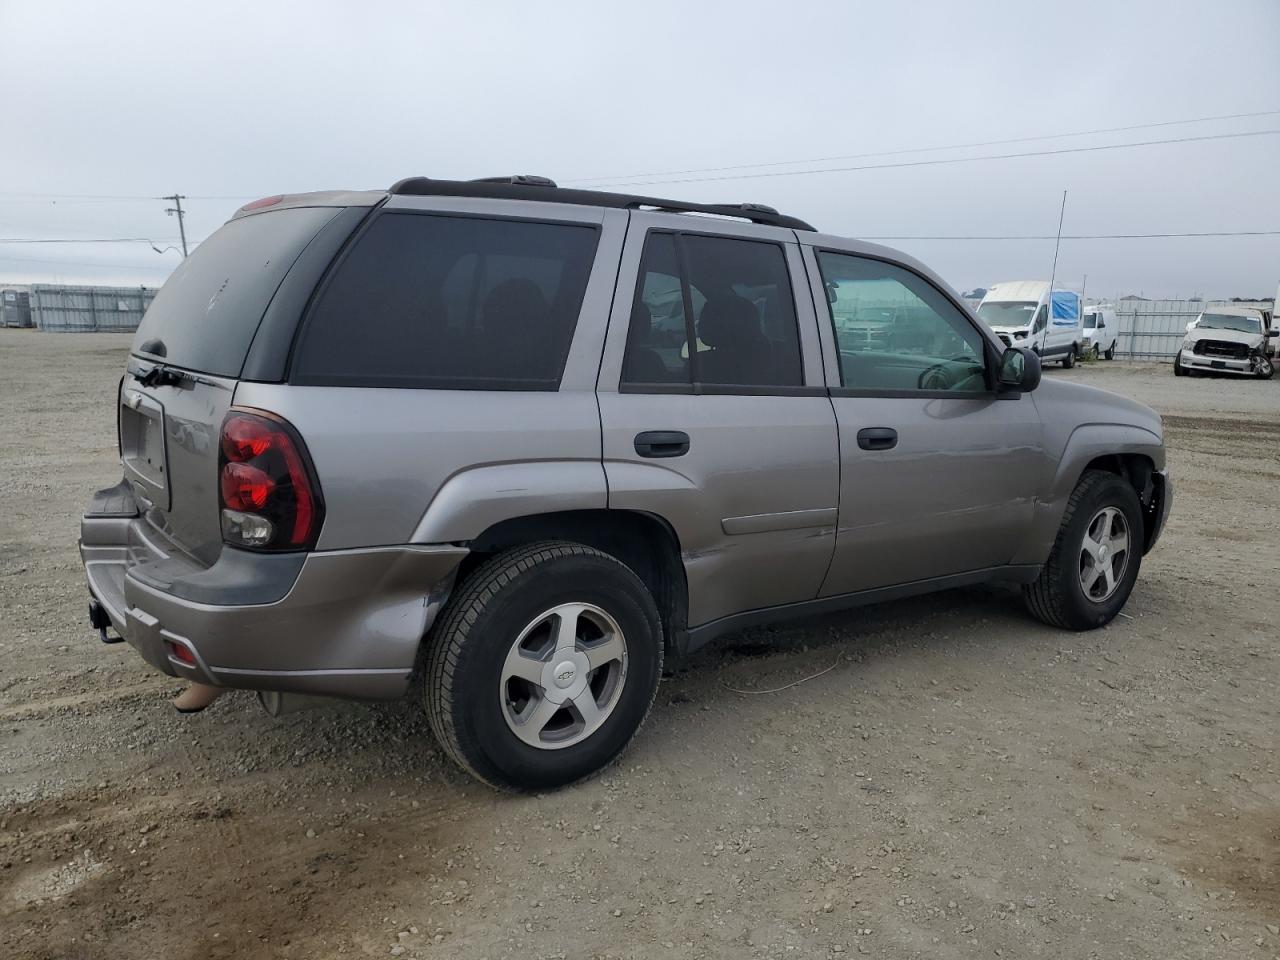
xmin=2 ymin=331 xmax=1278 ymax=960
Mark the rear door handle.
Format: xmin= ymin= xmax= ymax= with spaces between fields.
xmin=634 ymin=430 xmax=690 ymax=458
xmin=856 ymin=427 xmax=898 ymax=451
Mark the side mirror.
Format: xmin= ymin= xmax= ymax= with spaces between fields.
xmin=1266 ymin=329 xmax=1278 ymax=337
xmin=998 ymin=346 xmax=1041 ymax=393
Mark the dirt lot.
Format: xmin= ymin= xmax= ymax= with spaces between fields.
xmin=2 ymin=331 xmax=1278 ymax=960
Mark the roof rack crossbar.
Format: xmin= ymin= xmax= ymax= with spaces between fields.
xmin=386 ymin=177 xmax=815 ymax=231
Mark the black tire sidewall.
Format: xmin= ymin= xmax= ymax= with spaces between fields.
xmin=448 ymin=553 xmax=661 ymax=790
xmin=1053 ymin=477 xmax=1143 ymax=628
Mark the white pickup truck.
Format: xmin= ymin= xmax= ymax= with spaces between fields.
xmin=1173 ymin=305 xmax=1276 ymax=379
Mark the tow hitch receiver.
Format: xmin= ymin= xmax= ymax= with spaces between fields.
xmin=88 ymin=599 xmax=124 ymax=644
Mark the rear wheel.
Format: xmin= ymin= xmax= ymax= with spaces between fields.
xmin=1061 ymin=345 xmax=1076 ymax=369
xmin=1024 ymin=470 xmax=1143 ymax=630
xmin=1104 ymin=344 xmax=1115 ymax=360
xmin=424 ymin=541 xmax=663 ymax=791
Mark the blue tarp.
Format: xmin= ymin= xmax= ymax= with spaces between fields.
xmin=1050 ymin=290 xmax=1080 ymax=325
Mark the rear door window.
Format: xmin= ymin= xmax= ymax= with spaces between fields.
xmin=132 ymin=207 xmax=340 ymax=377
xmin=292 ymin=213 xmax=600 ymax=389
xmin=621 ymin=231 xmax=804 ymax=390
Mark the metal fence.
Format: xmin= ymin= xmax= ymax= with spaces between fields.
xmin=1112 ymin=299 xmax=1272 ymax=361
xmin=30 ymin=284 xmax=156 ymax=332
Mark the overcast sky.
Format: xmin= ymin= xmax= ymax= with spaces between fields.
xmin=2 ymin=0 xmax=1277 ymax=299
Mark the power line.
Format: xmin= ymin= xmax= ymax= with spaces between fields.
xmin=3 ymin=107 xmax=1277 ymax=203
xmin=568 ymin=108 xmax=1280 ymax=185
xmin=0 ymin=254 xmax=174 ymax=270
xmin=581 ymin=129 xmax=1280 ymax=189
xmin=862 ymin=230 xmax=1280 ymax=240
xmin=0 ymin=237 xmax=187 ymax=244
xmin=0 ymin=192 xmax=255 ymax=203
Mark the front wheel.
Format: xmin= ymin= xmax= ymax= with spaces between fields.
xmin=1089 ymin=344 xmax=1100 ymax=361
xmin=424 ymin=541 xmax=663 ymax=790
xmin=1104 ymin=344 xmax=1115 ymax=360
xmin=1023 ymin=470 xmax=1143 ymax=630
xmin=1173 ymin=352 xmax=1185 ymax=376
xmin=1257 ymin=356 xmax=1275 ymax=380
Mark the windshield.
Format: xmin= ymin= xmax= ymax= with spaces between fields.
xmin=976 ymin=300 xmax=1037 ymax=328
xmin=1197 ymin=312 xmax=1261 ymax=334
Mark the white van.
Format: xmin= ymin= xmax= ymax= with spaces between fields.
xmin=976 ymin=281 xmax=1084 ymax=367
xmin=1082 ymin=304 xmax=1118 ymax=359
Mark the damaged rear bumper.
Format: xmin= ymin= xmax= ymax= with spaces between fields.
xmin=79 ymin=480 xmax=467 ymax=700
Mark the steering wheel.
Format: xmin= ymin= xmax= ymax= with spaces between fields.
xmin=917 ymin=356 xmax=976 ymax=391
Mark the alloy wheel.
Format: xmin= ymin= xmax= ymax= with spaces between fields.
xmin=499 ymin=602 xmax=628 ymax=750
xmin=1078 ymin=506 xmax=1131 ymax=603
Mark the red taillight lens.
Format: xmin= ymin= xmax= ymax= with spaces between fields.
xmin=221 ymin=416 xmax=274 ymax=461
xmin=218 ymin=410 xmax=323 ymax=551
xmin=220 ymin=461 xmax=276 ymax=511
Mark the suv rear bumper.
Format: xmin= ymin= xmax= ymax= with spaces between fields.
xmin=79 ymin=481 xmax=466 ymax=700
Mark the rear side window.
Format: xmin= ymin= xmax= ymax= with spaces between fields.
xmin=132 ymin=207 xmax=340 ymax=377
xmin=622 ymin=231 xmax=803 ymax=390
xmin=292 ymin=213 xmax=599 ymax=389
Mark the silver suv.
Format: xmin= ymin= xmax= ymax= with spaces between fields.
xmin=80 ymin=176 xmax=1172 ymax=789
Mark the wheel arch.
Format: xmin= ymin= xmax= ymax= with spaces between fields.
xmin=1013 ymin=425 xmax=1165 ymax=565
xmin=457 ymin=509 xmax=689 ymax=656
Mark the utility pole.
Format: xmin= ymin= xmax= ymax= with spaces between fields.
xmin=1044 ymin=189 xmax=1068 ymax=353
xmin=162 ymin=194 xmax=188 ymax=258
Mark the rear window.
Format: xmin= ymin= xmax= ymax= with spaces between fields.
xmin=131 ymin=207 xmax=339 ymax=377
xmin=291 ymin=212 xmax=600 ymax=390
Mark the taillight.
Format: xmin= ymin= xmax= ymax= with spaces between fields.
xmin=217 ymin=409 xmax=323 ymax=551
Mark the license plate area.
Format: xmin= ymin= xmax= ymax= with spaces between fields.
xmin=119 ymin=389 xmax=170 ymax=510
xmin=1210 ymin=360 xmax=1226 ymax=369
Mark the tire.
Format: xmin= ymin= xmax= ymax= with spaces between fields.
xmin=1104 ymin=344 xmax=1115 ymax=360
xmin=1062 ymin=346 xmax=1076 ymax=369
xmin=424 ymin=541 xmax=663 ymax=791
xmin=1257 ymin=356 xmax=1275 ymax=380
xmin=1023 ymin=470 xmax=1143 ymax=631
xmin=1089 ymin=344 xmax=1100 ymax=361
xmin=1173 ymin=352 xmax=1185 ymax=376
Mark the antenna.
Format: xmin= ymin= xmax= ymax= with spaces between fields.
xmin=1043 ymin=190 xmax=1068 ymax=353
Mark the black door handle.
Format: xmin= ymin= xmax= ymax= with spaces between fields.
xmin=856 ymin=427 xmax=898 ymax=451
xmin=634 ymin=430 xmax=690 ymax=458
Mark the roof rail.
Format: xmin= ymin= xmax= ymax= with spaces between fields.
xmin=386 ymin=176 xmax=815 ymax=231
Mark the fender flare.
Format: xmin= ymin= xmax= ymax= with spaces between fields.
xmin=1011 ymin=422 xmax=1163 ymax=565
xmin=409 ymin=460 xmax=607 ymax=544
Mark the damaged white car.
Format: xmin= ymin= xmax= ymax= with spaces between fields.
xmin=1174 ymin=306 xmax=1276 ymax=379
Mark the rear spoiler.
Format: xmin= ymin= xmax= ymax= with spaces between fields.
xmin=230 ymin=190 xmax=386 ymax=220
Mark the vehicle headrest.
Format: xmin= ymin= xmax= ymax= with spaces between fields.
xmin=697 ymin=295 xmax=760 ymax=347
